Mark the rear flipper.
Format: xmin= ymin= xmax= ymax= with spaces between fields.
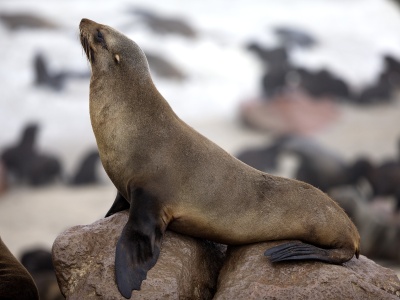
xmin=115 ymin=187 xmax=165 ymax=299
xmin=105 ymin=192 xmax=130 ymax=218
xmin=264 ymin=241 xmax=355 ymax=264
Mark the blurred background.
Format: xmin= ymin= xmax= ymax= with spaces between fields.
xmin=1 ymin=0 xmax=400 ymax=298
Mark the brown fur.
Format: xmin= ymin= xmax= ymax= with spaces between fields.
xmin=0 ymin=237 xmax=39 ymax=300
xmin=80 ymin=18 xmax=360 ymax=296
xmin=80 ymin=17 xmax=360 ymax=257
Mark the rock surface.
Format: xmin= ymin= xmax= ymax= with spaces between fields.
xmin=214 ymin=241 xmax=400 ymax=300
xmin=52 ymin=211 xmax=224 ymax=299
xmin=53 ymin=211 xmax=400 ymax=299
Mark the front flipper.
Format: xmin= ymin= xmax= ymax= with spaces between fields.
xmin=105 ymin=192 xmax=130 ymax=218
xmin=115 ymin=187 xmax=165 ymax=299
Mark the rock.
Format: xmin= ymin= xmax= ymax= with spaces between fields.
xmin=53 ymin=206 xmax=400 ymax=299
xmin=214 ymin=241 xmax=400 ymax=299
xmin=239 ymin=91 xmax=339 ymax=135
xmin=52 ymin=211 xmax=224 ymax=299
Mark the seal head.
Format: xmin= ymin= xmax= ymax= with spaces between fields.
xmin=80 ymin=18 xmax=150 ymax=82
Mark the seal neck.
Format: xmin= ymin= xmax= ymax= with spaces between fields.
xmin=89 ymin=71 xmax=177 ymax=126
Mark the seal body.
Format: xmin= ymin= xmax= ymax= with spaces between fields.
xmin=80 ymin=18 xmax=360 ymax=299
xmin=0 ymin=237 xmax=39 ymax=300
xmin=1 ymin=123 xmax=62 ymax=186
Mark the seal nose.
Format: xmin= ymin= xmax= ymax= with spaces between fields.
xmin=80 ymin=18 xmax=96 ymax=29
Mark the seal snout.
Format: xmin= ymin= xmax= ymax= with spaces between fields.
xmin=79 ymin=18 xmax=96 ymax=30
xmin=79 ymin=18 xmax=97 ymax=64
xmin=80 ymin=33 xmax=93 ymax=63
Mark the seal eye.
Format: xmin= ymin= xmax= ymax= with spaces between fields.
xmin=95 ymin=30 xmax=104 ymax=43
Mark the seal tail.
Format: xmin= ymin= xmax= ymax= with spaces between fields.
xmin=264 ymin=241 xmax=357 ymax=264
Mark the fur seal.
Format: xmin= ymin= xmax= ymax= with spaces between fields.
xmin=79 ymin=18 xmax=360 ymax=299
xmin=70 ymin=149 xmax=100 ymax=185
xmin=20 ymin=248 xmax=63 ymax=300
xmin=1 ymin=123 xmax=62 ymax=186
xmin=33 ymin=52 xmax=90 ymax=91
xmin=0 ymin=237 xmax=39 ymax=300
xmin=131 ymin=7 xmax=197 ymax=39
xmin=1 ymin=123 xmax=38 ymax=180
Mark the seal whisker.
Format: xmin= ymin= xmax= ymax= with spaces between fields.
xmin=79 ymin=30 xmax=93 ymax=64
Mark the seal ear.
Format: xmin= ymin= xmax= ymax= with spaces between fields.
xmin=114 ymin=54 xmax=121 ymax=64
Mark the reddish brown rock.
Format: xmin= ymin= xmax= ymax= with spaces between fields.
xmin=214 ymin=241 xmax=400 ymax=300
xmin=239 ymin=91 xmax=339 ymax=135
xmin=52 ymin=211 xmax=224 ymax=300
xmin=53 ymin=210 xmax=400 ymax=299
